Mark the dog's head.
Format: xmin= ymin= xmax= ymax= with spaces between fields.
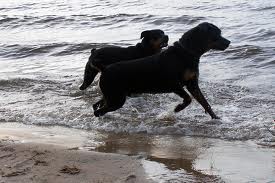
xmin=179 ymin=22 xmax=230 ymax=56
xmin=140 ymin=29 xmax=169 ymax=52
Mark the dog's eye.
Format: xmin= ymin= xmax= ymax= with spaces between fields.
xmin=152 ymin=36 xmax=160 ymax=40
xmin=212 ymin=37 xmax=218 ymax=41
xmin=211 ymin=35 xmax=220 ymax=42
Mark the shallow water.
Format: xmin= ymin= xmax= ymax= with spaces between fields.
xmin=0 ymin=0 xmax=275 ymax=144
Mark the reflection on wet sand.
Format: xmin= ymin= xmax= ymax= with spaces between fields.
xmin=95 ymin=134 xmax=223 ymax=182
xmin=273 ymin=151 xmax=275 ymax=178
xmin=0 ymin=123 xmax=273 ymax=182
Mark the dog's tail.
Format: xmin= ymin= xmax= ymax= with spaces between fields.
xmin=89 ymin=48 xmax=106 ymax=71
xmin=88 ymin=48 xmax=97 ymax=61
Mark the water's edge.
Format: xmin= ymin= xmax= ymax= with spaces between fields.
xmin=0 ymin=123 xmax=274 ymax=183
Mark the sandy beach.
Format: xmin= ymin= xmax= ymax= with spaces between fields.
xmin=0 ymin=140 xmax=151 ymax=183
xmin=0 ymin=123 xmax=274 ymax=183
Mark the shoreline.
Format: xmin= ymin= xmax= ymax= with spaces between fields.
xmin=0 ymin=140 xmax=151 ymax=183
xmin=0 ymin=123 xmax=152 ymax=183
xmin=0 ymin=123 xmax=274 ymax=183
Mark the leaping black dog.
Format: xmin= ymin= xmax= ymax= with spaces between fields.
xmin=79 ymin=29 xmax=169 ymax=90
xmin=93 ymin=22 xmax=230 ymax=119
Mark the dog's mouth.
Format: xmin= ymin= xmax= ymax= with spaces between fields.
xmin=212 ymin=36 xmax=230 ymax=51
xmin=160 ymin=35 xmax=169 ymax=48
xmin=160 ymin=42 xmax=168 ymax=48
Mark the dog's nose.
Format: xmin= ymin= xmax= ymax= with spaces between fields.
xmin=225 ymin=39 xmax=231 ymax=47
xmin=160 ymin=35 xmax=169 ymax=47
xmin=220 ymin=37 xmax=230 ymax=49
xmin=224 ymin=40 xmax=231 ymax=50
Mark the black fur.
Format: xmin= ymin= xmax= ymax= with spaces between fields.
xmin=79 ymin=29 xmax=168 ymax=90
xmin=93 ymin=22 xmax=230 ymax=119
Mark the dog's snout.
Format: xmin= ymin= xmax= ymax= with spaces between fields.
xmin=163 ymin=35 xmax=169 ymax=43
xmin=160 ymin=35 xmax=169 ymax=47
xmin=213 ymin=36 xmax=230 ymax=51
xmin=224 ymin=39 xmax=230 ymax=47
xmin=220 ymin=37 xmax=230 ymax=50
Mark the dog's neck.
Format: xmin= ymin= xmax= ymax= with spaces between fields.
xmin=137 ymin=42 xmax=159 ymax=55
xmin=174 ymin=41 xmax=202 ymax=60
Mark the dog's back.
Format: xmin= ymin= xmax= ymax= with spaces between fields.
xmin=100 ymin=47 xmax=193 ymax=94
xmin=91 ymin=45 xmax=146 ymax=67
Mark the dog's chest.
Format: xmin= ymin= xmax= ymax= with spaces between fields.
xmin=182 ymin=69 xmax=197 ymax=81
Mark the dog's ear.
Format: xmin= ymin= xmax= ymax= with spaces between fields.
xmin=91 ymin=48 xmax=96 ymax=54
xmin=140 ymin=30 xmax=151 ymax=39
xmin=198 ymin=22 xmax=220 ymax=33
xmin=198 ymin=22 xmax=210 ymax=32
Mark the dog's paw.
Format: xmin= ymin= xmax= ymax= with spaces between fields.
xmin=211 ymin=115 xmax=220 ymax=120
xmin=94 ymin=110 xmax=105 ymax=117
xmin=93 ymin=103 xmax=99 ymax=111
xmin=79 ymin=83 xmax=87 ymax=90
xmin=174 ymin=101 xmax=191 ymax=112
xmin=174 ymin=104 xmax=184 ymax=112
xmin=94 ymin=110 xmax=100 ymax=117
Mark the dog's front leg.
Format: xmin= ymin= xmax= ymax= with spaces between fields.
xmin=173 ymin=87 xmax=192 ymax=112
xmin=186 ymin=80 xmax=220 ymax=119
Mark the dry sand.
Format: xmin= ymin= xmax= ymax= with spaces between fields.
xmin=0 ymin=140 xmax=151 ymax=183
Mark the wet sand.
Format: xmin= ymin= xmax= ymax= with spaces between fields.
xmin=0 ymin=123 xmax=274 ymax=183
xmin=97 ymin=133 xmax=275 ymax=183
xmin=0 ymin=141 xmax=150 ymax=183
xmin=0 ymin=124 xmax=151 ymax=183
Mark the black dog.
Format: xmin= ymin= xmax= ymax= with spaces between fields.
xmin=94 ymin=22 xmax=230 ymax=119
xmin=79 ymin=29 xmax=169 ymax=90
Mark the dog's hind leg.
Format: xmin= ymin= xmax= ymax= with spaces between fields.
xmin=94 ymin=96 xmax=126 ymax=117
xmin=93 ymin=98 xmax=105 ymax=111
xmin=79 ymin=63 xmax=99 ymax=90
xmin=174 ymin=87 xmax=192 ymax=112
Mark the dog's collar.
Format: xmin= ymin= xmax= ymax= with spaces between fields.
xmin=136 ymin=43 xmax=156 ymax=55
xmin=175 ymin=41 xmax=201 ymax=60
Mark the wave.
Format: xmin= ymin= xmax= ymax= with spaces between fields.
xmin=224 ymin=45 xmax=266 ymax=59
xmin=0 ymin=13 xmax=207 ymax=31
xmin=259 ymin=59 xmax=275 ymax=67
xmin=50 ymin=43 xmax=124 ymax=56
xmin=252 ymin=5 xmax=275 ymax=11
xmin=0 ymin=42 xmax=129 ymax=58
xmin=0 ymin=78 xmax=59 ymax=90
xmin=0 ymin=13 xmax=154 ymax=29
xmin=245 ymin=28 xmax=275 ymax=42
xmin=209 ymin=45 xmax=275 ymax=65
xmin=0 ymin=43 xmax=67 ymax=58
xmin=148 ymin=15 xmax=205 ymax=26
